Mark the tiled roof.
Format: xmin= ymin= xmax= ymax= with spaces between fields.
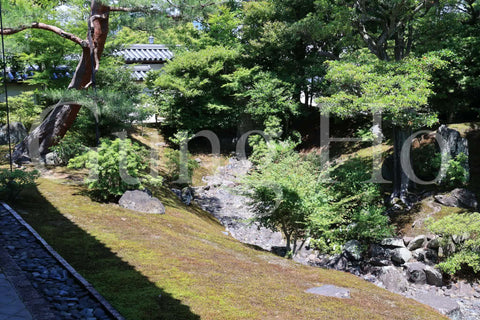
xmin=117 ymin=44 xmax=174 ymax=64
xmin=131 ymin=65 xmax=152 ymax=81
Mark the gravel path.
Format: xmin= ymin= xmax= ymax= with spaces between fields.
xmin=0 ymin=203 xmax=122 ymax=320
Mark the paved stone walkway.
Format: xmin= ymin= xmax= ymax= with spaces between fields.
xmin=0 ymin=272 xmax=32 ymax=320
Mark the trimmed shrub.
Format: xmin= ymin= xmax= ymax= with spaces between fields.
xmin=68 ymin=138 xmax=162 ymax=201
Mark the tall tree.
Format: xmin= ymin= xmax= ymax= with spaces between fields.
xmin=0 ymin=0 xmax=217 ymax=162
xmin=339 ymin=0 xmax=441 ymax=205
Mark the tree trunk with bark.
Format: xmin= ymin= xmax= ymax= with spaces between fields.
xmin=12 ymin=1 xmax=110 ymax=163
xmin=391 ymin=126 xmax=412 ymax=206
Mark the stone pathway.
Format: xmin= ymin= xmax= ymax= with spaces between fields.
xmin=0 ymin=272 xmax=32 ymax=320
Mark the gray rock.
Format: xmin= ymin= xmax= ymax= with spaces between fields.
xmin=377 ymin=266 xmax=408 ymax=293
xmin=412 ymin=248 xmax=438 ymax=265
xmin=437 ymin=125 xmax=469 ymax=184
xmin=403 ymin=236 xmax=414 ymax=246
xmin=414 ymin=292 xmax=462 ymax=320
xmin=343 ymin=240 xmax=362 ymax=261
xmin=43 ymin=152 xmax=60 ymax=166
xmin=381 ymin=238 xmax=405 ymax=248
xmin=425 ymin=266 xmax=443 ymax=287
xmin=391 ymin=247 xmax=412 ymax=265
xmin=407 ymin=235 xmax=427 ymax=251
xmin=181 ymin=187 xmax=194 ymax=206
xmin=405 ymin=262 xmax=427 ymax=284
xmin=119 ymin=190 xmax=165 ymax=214
xmin=435 ymin=188 xmax=478 ymax=210
xmin=368 ymin=257 xmax=392 ymax=266
xmin=452 ymin=233 xmax=469 ymax=245
xmin=440 ymin=238 xmax=457 ymax=257
xmin=368 ymin=244 xmax=386 ymax=257
xmin=0 ymin=122 xmax=27 ymax=145
xmin=305 ymin=285 xmax=351 ymax=299
xmin=427 ymin=237 xmax=441 ymax=250
xmin=328 ymin=254 xmax=349 ymax=271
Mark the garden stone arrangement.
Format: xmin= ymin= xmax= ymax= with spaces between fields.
xmin=188 ymin=158 xmax=286 ymax=251
xmin=190 ymin=157 xmax=480 ymax=320
xmin=308 ymin=236 xmax=480 ymax=320
xmin=0 ymin=204 xmax=122 ymax=320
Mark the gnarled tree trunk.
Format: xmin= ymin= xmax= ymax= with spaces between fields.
xmin=12 ymin=1 xmax=110 ymax=163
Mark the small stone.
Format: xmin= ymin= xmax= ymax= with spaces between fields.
xmin=406 ymin=262 xmax=427 ymax=285
xmin=343 ymin=240 xmax=362 ymax=261
xmin=407 ymin=235 xmax=427 ymax=251
xmin=403 ymin=236 xmax=414 ymax=246
xmin=305 ymin=285 xmax=351 ymax=299
xmin=425 ymin=266 xmax=443 ymax=287
xmin=118 ymin=190 xmax=166 ymax=214
xmin=377 ymin=266 xmax=408 ymax=293
xmin=391 ymin=247 xmax=412 ymax=265
xmin=381 ymin=238 xmax=406 ymax=248
xmin=427 ymin=237 xmax=441 ymax=250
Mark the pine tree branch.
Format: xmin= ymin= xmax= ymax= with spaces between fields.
xmin=1 ymin=22 xmax=87 ymax=47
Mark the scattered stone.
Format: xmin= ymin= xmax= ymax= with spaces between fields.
xmin=368 ymin=257 xmax=391 ymax=267
xmin=327 ymin=254 xmax=349 ymax=271
xmin=181 ymin=187 xmax=194 ymax=206
xmin=305 ymin=285 xmax=350 ymax=299
xmin=407 ymin=235 xmax=427 ymax=251
xmin=343 ymin=240 xmax=362 ymax=261
xmin=435 ymin=188 xmax=478 ymax=210
xmin=391 ymin=247 xmax=412 ymax=265
xmin=403 ymin=236 xmax=414 ymax=246
xmin=118 ymin=190 xmax=165 ymax=214
xmin=381 ymin=238 xmax=405 ymax=248
xmin=377 ymin=266 xmax=408 ymax=293
xmin=368 ymin=244 xmax=386 ymax=257
xmin=427 ymin=237 xmax=441 ymax=250
xmin=405 ymin=262 xmax=427 ymax=285
xmin=0 ymin=122 xmax=27 ymax=145
xmin=414 ymin=292 xmax=462 ymax=319
xmin=43 ymin=152 xmax=60 ymax=166
xmin=425 ymin=266 xmax=443 ymax=287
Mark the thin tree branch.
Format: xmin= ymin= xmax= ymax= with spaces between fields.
xmin=1 ymin=22 xmax=87 ymax=47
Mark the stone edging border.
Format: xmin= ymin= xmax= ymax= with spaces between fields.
xmin=1 ymin=202 xmax=125 ymax=320
xmin=0 ymin=245 xmax=56 ymax=320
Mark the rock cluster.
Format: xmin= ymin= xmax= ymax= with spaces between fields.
xmin=186 ymin=158 xmax=286 ymax=251
xmin=308 ymin=235 xmax=480 ymax=319
xmin=0 ymin=122 xmax=27 ymax=145
xmin=0 ymin=206 xmax=114 ymax=320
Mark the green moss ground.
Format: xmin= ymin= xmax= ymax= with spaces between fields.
xmin=9 ymin=176 xmax=446 ymax=320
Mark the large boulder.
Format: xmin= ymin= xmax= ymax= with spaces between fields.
xmin=437 ymin=124 xmax=469 ymax=181
xmin=0 ymin=122 xmax=27 ymax=145
xmin=435 ymin=188 xmax=478 ymax=210
xmin=119 ymin=190 xmax=165 ymax=214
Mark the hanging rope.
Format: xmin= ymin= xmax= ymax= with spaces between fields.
xmin=0 ymin=1 xmax=13 ymax=171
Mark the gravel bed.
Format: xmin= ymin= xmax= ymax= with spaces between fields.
xmin=0 ymin=204 xmax=119 ymax=320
